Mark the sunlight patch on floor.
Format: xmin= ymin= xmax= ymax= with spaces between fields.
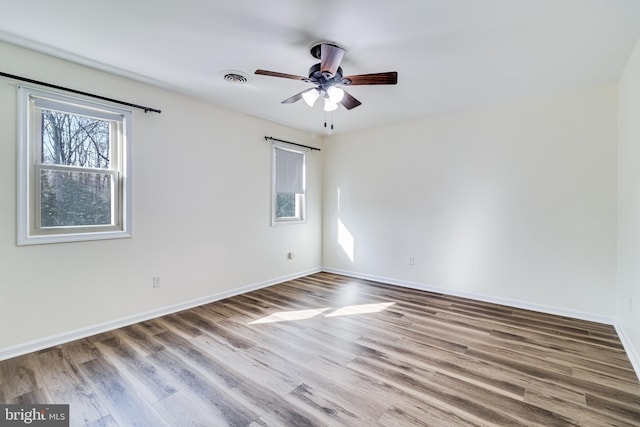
xmin=248 ymin=307 xmax=331 ymax=324
xmin=325 ymin=302 xmax=395 ymax=317
xmin=248 ymin=302 xmax=395 ymax=324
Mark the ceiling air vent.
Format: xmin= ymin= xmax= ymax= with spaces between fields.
xmin=223 ymin=71 xmax=249 ymax=84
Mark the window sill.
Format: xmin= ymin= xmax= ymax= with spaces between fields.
xmin=18 ymin=229 xmax=132 ymax=246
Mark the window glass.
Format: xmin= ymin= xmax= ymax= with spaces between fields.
xmin=40 ymin=110 xmax=111 ymax=168
xmin=39 ymin=169 xmax=113 ymax=227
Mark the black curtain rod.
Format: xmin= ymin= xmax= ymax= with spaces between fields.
xmin=0 ymin=71 xmax=161 ymax=114
xmin=264 ymin=136 xmax=320 ymax=151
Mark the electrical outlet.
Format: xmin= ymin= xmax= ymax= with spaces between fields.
xmin=152 ymin=276 xmax=161 ymax=288
xmin=409 ymin=257 xmax=415 ymax=266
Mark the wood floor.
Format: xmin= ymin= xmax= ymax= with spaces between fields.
xmin=1 ymin=273 xmax=639 ymax=426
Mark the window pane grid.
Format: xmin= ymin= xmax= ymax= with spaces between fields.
xmin=34 ymin=163 xmax=116 ymax=174
xmin=18 ymin=86 xmax=131 ymax=245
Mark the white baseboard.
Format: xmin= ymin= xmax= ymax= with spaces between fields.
xmin=0 ymin=267 xmax=321 ymax=362
xmin=614 ymin=323 xmax=640 ymax=382
xmin=322 ymin=267 xmax=615 ymax=325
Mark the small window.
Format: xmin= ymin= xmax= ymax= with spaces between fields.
xmin=272 ymin=144 xmax=306 ymax=224
xmin=17 ymin=86 xmax=132 ymax=245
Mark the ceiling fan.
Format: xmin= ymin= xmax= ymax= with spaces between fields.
xmin=255 ymin=41 xmax=397 ymax=112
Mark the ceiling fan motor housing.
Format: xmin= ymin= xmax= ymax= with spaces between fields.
xmin=308 ymin=63 xmax=344 ymax=88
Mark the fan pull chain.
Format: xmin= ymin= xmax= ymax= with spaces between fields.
xmin=323 ymin=112 xmax=334 ymax=134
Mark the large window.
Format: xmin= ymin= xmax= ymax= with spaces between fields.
xmin=18 ymin=86 xmax=132 ymax=245
xmin=272 ymin=144 xmax=306 ymax=224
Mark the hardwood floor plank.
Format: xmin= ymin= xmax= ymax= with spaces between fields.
xmin=285 ymin=382 xmax=369 ymax=426
xmin=175 ymin=310 xmax=256 ymax=349
xmin=571 ymin=366 xmax=640 ymax=395
xmin=299 ymin=356 xmax=391 ymax=423
xmin=347 ymin=355 xmax=526 ymax=426
xmin=466 ymin=347 xmax=640 ymax=407
xmin=151 ymin=329 xmax=325 ymax=426
xmin=524 ymin=385 xmax=639 ymax=427
xmin=585 ymin=393 xmax=640 ymax=424
xmin=354 ymin=333 xmax=528 ymax=401
xmin=79 ymin=356 xmax=170 ymax=427
xmin=430 ymin=372 xmax=579 ymax=426
xmin=9 ymin=387 xmax=53 ymax=405
xmin=84 ymin=414 xmax=120 ymax=427
xmin=190 ymin=334 xmax=299 ymax=397
xmin=93 ymin=336 xmax=178 ymax=403
xmin=119 ymin=324 xmax=166 ymax=357
xmin=151 ymin=390 xmax=239 ymax=427
xmin=33 ymin=347 xmax=110 ymax=425
xmin=146 ymin=348 xmax=257 ymax=426
xmin=1 ymin=272 xmax=638 ymax=426
xmin=0 ymin=354 xmax=45 ymax=400
xmin=377 ymin=403 xmax=476 ymax=427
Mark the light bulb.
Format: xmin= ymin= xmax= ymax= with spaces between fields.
xmin=324 ymin=98 xmax=338 ymax=112
xmin=302 ymin=89 xmax=319 ymax=107
xmin=327 ymin=86 xmax=344 ymax=103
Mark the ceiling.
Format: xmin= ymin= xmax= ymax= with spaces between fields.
xmin=1 ymin=1 xmax=640 ymax=135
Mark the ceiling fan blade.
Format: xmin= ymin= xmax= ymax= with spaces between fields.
xmin=320 ymin=43 xmax=345 ymax=78
xmin=339 ymin=90 xmax=362 ymax=110
xmin=342 ymin=71 xmax=398 ymax=85
xmin=255 ymin=69 xmax=309 ymax=81
xmin=281 ymin=89 xmax=311 ymax=104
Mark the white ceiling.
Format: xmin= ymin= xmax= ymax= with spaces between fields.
xmin=1 ymin=0 xmax=639 ymax=135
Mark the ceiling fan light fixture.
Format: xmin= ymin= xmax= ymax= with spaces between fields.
xmin=323 ymin=98 xmax=338 ymax=112
xmin=302 ymin=88 xmax=320 ymax=107
xmin=327 ymin=86 xmax=344 ymax=103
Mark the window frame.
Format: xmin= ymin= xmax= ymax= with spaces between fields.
xmin=17 ymin=86 xmax=132 ymax=245
xmin=272 ymin=143 xmax=307 ymax=225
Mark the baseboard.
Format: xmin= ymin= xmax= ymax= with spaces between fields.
xmin=322 ymin=267 xmax=615 ymax=325
xmin=0 ymin=267 xmax=322 ymax=362
xmin=614 ymin=323 xmax=640 ymax=381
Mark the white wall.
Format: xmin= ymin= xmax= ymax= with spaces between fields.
xmin=0 ymin=41 xmax=322 ymax=356
xmin=323 ymin=84 xmax=618 ymax=320
xmin=617 ymin=37 xmax=640 ymax=373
